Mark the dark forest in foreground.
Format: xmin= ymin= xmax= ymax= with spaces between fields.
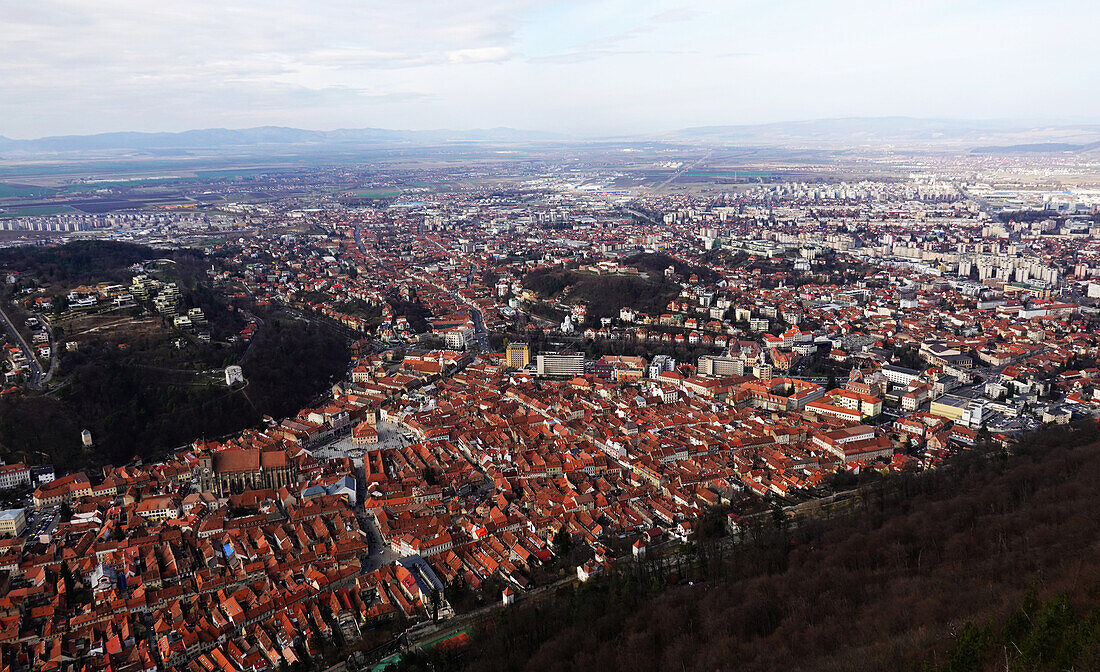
xmin=393 ymin=423 xmax=1100 ymax=672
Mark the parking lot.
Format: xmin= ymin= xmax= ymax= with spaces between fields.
xmin=24 ymin=505 xmax=59 ymax=538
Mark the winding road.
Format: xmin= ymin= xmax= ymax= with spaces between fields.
xmin=0 ymin=299 xmax=44 ymax=389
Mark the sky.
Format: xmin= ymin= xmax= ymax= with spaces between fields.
xmin=1 ymin=0 xmax=1097 ymax=139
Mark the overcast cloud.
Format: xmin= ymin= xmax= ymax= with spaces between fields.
xmin=0 ymin=0 xmax=1096 ymax=138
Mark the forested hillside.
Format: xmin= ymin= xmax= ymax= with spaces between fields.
xmin=0 ymin=241 xmax=350 ymax=468
xmin=0 ymin=240 xmax=165 ymax=284
xmin=0 ymin=314 xmax=348 ymax=468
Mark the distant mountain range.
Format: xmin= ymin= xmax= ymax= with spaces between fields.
xmin=969 ymin=141 xmax=1100 ymax=155
xmin=0 ymin=126 xmax=568 ymax=157
xmin=664 ymin=117 xmax=1100 ymax=150
xmin=2 ymin=118 xmax=1100 ymax=158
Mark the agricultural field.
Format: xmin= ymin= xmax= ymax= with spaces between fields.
xmin=0 ymin=204 xmax=75 ymax=218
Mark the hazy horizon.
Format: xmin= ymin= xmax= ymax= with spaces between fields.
xmin=4 ymin=115 xmax=1100 ymax=143
xmin=3 ymin=0 xmax=1098 ymax=139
